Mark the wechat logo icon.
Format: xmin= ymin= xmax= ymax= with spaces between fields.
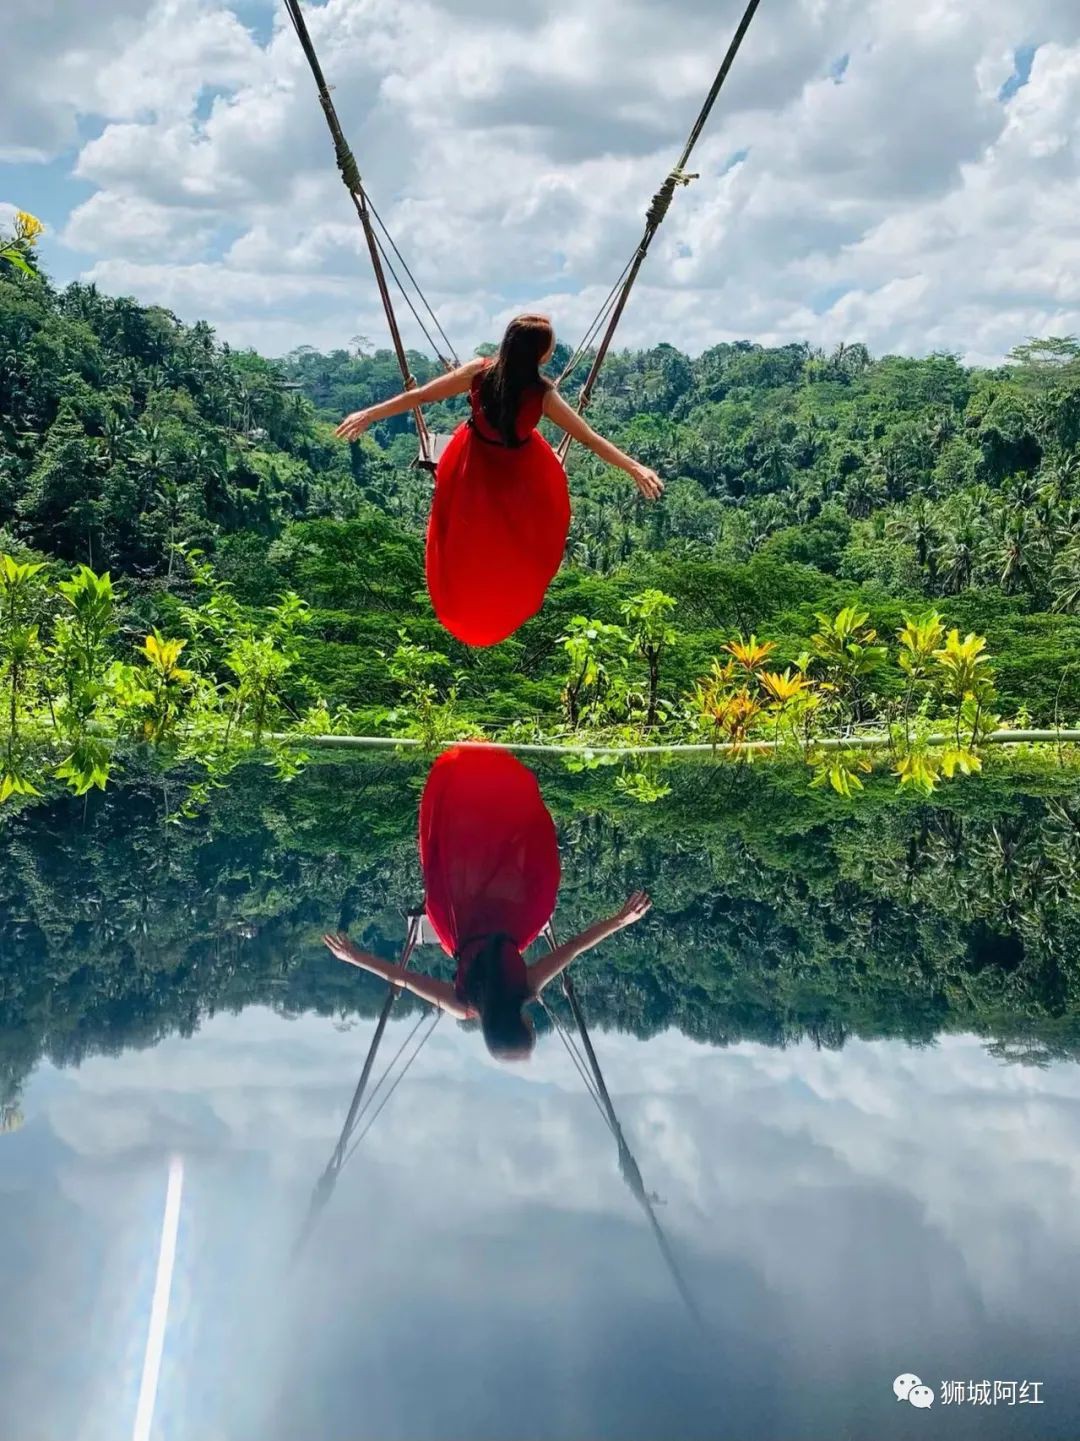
xmin=895 ymin=1374 xmax=935 ymax=1409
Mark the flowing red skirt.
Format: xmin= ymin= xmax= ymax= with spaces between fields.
xmin=419 ymin=744 xmax=561 ymax=957
xmin=426 ymin=424 xmax=571 ymax=647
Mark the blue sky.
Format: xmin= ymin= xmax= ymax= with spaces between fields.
xmin=2 ymin=0 xmax=1078 ymax=363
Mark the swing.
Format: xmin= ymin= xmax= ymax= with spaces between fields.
xmin=542 ymin=972 xmax=705 ymax=1328
xmin=404 ymin=903 xmax=557 ymax=954
xmin=298 ymin=903 xmax=704 ymax=1327
xmin=293 ymin=897 xmax=558 ymax=1259
xmin=283 ymin=0 xmax=763 ymax=470
xmin=412 ymin=432 xmax=456 ymax=476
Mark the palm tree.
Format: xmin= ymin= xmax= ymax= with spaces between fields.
xmin=154 ymin=477 xmax=197 ymax=580
xmin=868 ymin=445 xmax=909 ymax=505
xmin=888 ymin=498 xmax=939 ymax=585
xmin=642 ymin=370 xmax=668 ymax=408
xmin=843 ymin=470 xmax=883 ymax=519
xmin=1051 ymin=538 xmax=1080 ymax=612
xmin=994 ymin=509 xmax=1048 ymax=596
xmin=746 ymin=497 xmax=788 ymax=552
xmin=1004 ymin=474 xmax=1040 ymax=510
xmin=102 ymin=411 xmax=132 ymax=467
xmin=793 ymin=483 xmax=824 ymax=524
xmin=792 ymin=412 xmax=822 ymax=468
xmin=826 ymin=342 xmax=871 ymax=382
xmin=1036 ymin=453 xmax=1080 ymax=535
xmin=922 ymin=409 xmax=956 ymax=452
xmin=935 ymin=518 xmax=982 ymax=594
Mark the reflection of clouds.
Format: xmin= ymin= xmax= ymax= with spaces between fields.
xmin=5 ymin=1013 xmax=1080 ymax=1438
xmin=48 ymin=1087 xmax=225 ymax=1166
xmin=36 ymin=1014 xmax=1080 ymax=1267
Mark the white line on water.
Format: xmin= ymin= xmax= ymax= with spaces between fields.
xmin=132 ymin=1156 xmax=184 ymax=1441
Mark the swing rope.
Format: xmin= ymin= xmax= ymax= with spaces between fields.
xmin=300 ymin=911 xmax=702 ymax=1325
xmin=368 ymin=222 xmax=454 ymax=372
xmin=366 ymin=191 xmax=461 ymax=368
xmin=293 ymin=929 xmax=440 ymax=1260
xmin=555 ymin=252 xmax=637 ymax=390
xmin=555 ymin=0 xmax=763 ymax=462
xmin=286 ymin=0 xmax=755 ymax=472
xmin=283 ymin=0 xmax=444 ymax=462
xmin=555 ymin=973 xmax=705 ymax=1328
xmin=540 ymin=994 xmax=612 ymax=1130
xmin=335 ymin=1006 xmax=430 ymax=1162
xmin=342 ymin=1008 xmax=443 ymax=1167
xmin=286 ymin=0 xmax=762 ymax=466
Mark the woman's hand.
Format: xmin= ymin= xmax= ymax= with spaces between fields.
xmin=335 ymin=410 xmax=372 ymax=441
xmin=323 ymin=932 xmax=366 ymax=965
xmin=630 ymin=462 xmax=664 ymax=501
xmin=612 ymin=891 xmax=652 ymax=929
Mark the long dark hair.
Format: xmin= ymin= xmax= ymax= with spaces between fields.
xmin=461 ymin=934 xmax=535 ymax=1060
xmin=478 ymin=313 xmax=554 ymax=446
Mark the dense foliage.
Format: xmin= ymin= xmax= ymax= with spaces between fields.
xmin=2 ymin=753 xmax=1079 ymax=1131
xmin=3 ymin=214 xmax=1080 ymax=752
xmin=4 ymin=218 xmax=1080 ymax=1127
xmin=0 ymin=543 xmax=1019 ymax=809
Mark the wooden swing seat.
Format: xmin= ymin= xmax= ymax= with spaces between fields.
xmin=412 ymin=433 xmax=455 ymax=474
xmin=402 ymin=905 xmax=557 ymax=955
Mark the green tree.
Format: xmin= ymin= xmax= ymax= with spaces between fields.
xmin=17 ymin=405 xmax=101 ymax=562
xmin=620 ymin=589 xmax=678 ymax=730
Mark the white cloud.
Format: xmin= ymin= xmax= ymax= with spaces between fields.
xmin=88 ymin=0 xmax=266 ymax=122
xmin=3 ymin=0 xmax=1080 ymax=362
xmin=0 ymin=0 xmax=154 ymax=162
xmin=63 ymin=192 xmax=220 ymax=261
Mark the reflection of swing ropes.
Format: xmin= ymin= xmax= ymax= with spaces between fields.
xmin=542 ymin=974 xmax=705 ymax=1330
xmin=283 ymin=0 xmax=762 ymax=467
xmin=292 ymin=910 xmax=436 ymax=1259
xmin=295 ymin=909 xmax=704 ymax=1330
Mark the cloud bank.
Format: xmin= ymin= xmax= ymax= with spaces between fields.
xmin=2 ymin=2 xmax=1080 ymax=361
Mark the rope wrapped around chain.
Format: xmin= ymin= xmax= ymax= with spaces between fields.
xmin=319 ymin=95 xmax=364 ymax=194
xmin=644 ymin=168 xmax=699 ymax=232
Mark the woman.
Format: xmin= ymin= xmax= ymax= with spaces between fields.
xmin=335 ymin=314 xmax=663 ymax=647
xmin=323 ymin=744 xmax=651 ymax=1061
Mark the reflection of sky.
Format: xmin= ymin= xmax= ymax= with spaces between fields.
xmin=3 ymin=1013 xmax=1080 ymax=1440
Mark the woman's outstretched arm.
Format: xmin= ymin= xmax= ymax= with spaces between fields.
xmin=336 ymin=357 xmax=487 ymax=441
xmin=542 ymin=389 xmax=664 ymax=500
xmin=323 ymin=933 xmax=471 ymax=1019
xmin=525 ymin=891 xmax=651 ymax=997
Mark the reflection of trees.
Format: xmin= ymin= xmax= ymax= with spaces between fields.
xmin=2 ymin=757 xmax=1080 ymax=1113
xmin=1 ymin=1064 xmax=22 ymax=1133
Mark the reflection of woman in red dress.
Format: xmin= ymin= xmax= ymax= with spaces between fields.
xmin=335 ymin=314 xmax=663 ymax=648
xmin=324 ymin=745 xmax=650 ymax=1061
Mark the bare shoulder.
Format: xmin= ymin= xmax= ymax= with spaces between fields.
xmin=428 ymin=356 xmax=487 ymax=400
xmin=441 ymin=356 xmax=486 ymax=390
xmin=542 ymin=384 xmax=571 ymax=417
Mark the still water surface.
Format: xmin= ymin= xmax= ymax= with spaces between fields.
xmin=1 ymin=754 xmax=1079 ymax=1439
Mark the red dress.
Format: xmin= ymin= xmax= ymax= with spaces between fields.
xmin=418 ymin=744 xmax=561 ymax=1004
xmin=426 ymin=360 xmax=571 ymax=647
